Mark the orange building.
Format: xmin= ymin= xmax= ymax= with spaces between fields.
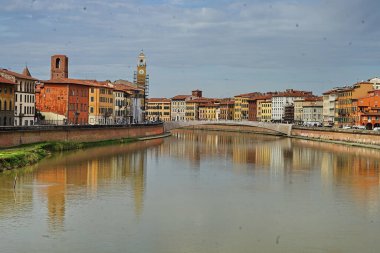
xmin=356 ymin=90 xmax=380 ymax=129
xmin=37 ymin=79 xmax=90 ymax=124
xmin=36 ymin=55 xmax=89 ymax=125
xmin=335 ymin=82 xmax=373 ymax=127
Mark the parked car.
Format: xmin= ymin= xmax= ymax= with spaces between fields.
xmin=342 ymin=125 xmax=351 ymax=129
xmin=373 ymin=127 xmax=380 ymax=131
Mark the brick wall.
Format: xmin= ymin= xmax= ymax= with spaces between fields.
xmin=0 ymin=124 xmax=164 ymax=148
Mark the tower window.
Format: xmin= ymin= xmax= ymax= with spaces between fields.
xmin=56 ymin=58 xmax=61 ymax=69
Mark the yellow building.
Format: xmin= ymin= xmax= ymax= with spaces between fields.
xmin=146 ymin=98 xmax=171 ymax=121
xmin=260 ymin=99 xmax=272 ymax=122
xmin=199 ymin=103 xmax=219 ymax=120
xmin=185 ymin=98 xmax=211 ymax=121
xmin=335 ymin=82 xmax=373 ymax=127
xmin=88 ymin=81 xmax=114 ymax=125
xmin=0 ymin=76 xmax=16 ymax=126
xmin=234 ymin=92 xmax=261 ymax=120
xmin=220 ymin=100 xmax=234 ymax=120
xmin=294 ymin=99 xmax=304 ymax=124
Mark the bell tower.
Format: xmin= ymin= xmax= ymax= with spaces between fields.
xmin=51 ymin=55 xmax=68 ymax=79
xmin=136 ymin=51 xmax=147 ymax=87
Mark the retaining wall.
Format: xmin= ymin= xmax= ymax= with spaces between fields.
xmin=291 ymin=126 xmax=380 ymax=146
xmin=0 ymin=124 xmax=164 ymax=148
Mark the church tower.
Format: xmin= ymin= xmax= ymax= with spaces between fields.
xmin=51 ymin=55 xmax=68 ymax=79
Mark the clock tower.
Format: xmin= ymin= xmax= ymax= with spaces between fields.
xmin=136 ymin=51 xmax=147 ymax=87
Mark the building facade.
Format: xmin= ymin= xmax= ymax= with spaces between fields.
xmin=0 ymin=76 xmax=16 ymax=126
xmin=219 ymin=101 xmax=234 ymax=120
xmin=146 ymin=98 xmax=171 ymax=121
xmin=88 ymin=81 xmax=114 ymax=125
xmin=0 ymin=67 xmax=37 ymax=126
xmin=113 ymin=88 xmax=128 ymax=124
xmin=271 ymin=89 xmax=313 ymax=122
xmin=171 ymin=95 xmax=190 ymax=121
xmin=356 ymin=90 xmax=380 ymax=129
xmin=198 ymin=103 xmax=218 ymax=120
xmin=302 ymin=99 xmax=323 ymax=125
xmin=335 ymin=82 xmax=373 ymax=127
xmin=322 ymin=89 xmax=339 ymax=127
xmin=260 ymin=99 xmax=272 ymax=122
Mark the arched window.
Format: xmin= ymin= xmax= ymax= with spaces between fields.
xmin=9 ymin=101 xmax=12 ymax=111
xmin=4 ymin=101 xmax=6 ymax=111
xmin=56 ymin=58 xmax=61 ymax=69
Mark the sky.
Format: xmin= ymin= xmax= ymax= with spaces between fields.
xmin=1 ymin=0 xmax=380 ymax=98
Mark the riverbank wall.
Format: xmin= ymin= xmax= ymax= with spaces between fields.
xmin=181 ymin=124 xmax=380 ymax=149
xmin=0 ymin=123 xmax=164 ymax=148
xmin=291 ymin=126 xmax=380 ymax=147
xmin=182 ymin=124 xmax=281 ymax=135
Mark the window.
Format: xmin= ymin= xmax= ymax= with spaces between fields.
xmin=56 ymin=58 xmax=61 ymax=68
xmin=91 ymin=97 xmax=94 ymax=102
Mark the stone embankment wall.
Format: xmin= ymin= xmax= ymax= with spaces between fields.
xmin=291 ymin=126 xmax=380 ymax=146
xmin=183 ymin=124 xmax=282 ymax=135
xmin=0 ymin=124 xmax=164 ymax=148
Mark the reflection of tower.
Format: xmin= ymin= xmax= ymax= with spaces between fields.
xmin=36 ymin=167 xmax=67 ymax=232
xmin=131 ymin=149 xmax=146 ymax=216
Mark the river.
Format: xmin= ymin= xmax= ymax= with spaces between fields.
xmin=0 ymin=130 xmax=379 ymax=253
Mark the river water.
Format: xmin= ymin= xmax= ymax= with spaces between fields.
xmin=0 ymin=130 xmax=379 ymax=253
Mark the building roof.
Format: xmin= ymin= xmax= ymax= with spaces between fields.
xmin=187 ymin=98 xmax=215 ymax=104
xmin=273 ymin=89 xmax=313 ymax=97
xmin=42 ymin=78 xmax=97 ymax=87
xmin=234 ymin=92 xmax=263 ymax=98
xmin=247 ymin=94 xmax=273 ymax=102
xmin=147 ymin=98 xmax=171 ymax=103
xmin=0 ymin=68 xmax=38 ymax=81
xmin=22 ymin=66 xmax=32 ymax=77
xmin=220 ymin=100 xmax=235 ymax=105
xmin=0 ymin=76 xmax=16 ymax=85
xmin=171 ymin=95 xmax=190 ymax=100
xmin=199 ymin=103 xmax=219 ymax=107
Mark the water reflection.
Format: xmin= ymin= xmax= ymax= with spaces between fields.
xmin=0 ymin=131 xmax=379 ymax=252
xmin=167 ymin=130 xmax=380 ymax=211
xmin=0 ymin=139 xmax=163 ymax=233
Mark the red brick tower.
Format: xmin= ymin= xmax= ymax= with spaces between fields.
xmin=51 ymin=55 xmax=68 ymax=79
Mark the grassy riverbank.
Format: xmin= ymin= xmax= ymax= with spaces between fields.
xmin=0 ymin=138 xmax=137 ymax=172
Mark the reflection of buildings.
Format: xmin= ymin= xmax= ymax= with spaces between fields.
xmin=0 ymin=174 xmax=34 ymax=218
xmin=165 ymin=129 xmax=380 ymax=213
xmin=31 ymin=140 xmax=161 ymax=232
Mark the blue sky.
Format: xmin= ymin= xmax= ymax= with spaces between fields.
xmin=1 ymin=0 xmax=379 ymax=97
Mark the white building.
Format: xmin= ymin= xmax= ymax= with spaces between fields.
xmin=113 ymin=88 xmax=128 ymax=124
xmin=368 ymin=77 xmax=380 ymax=90
xmin=302 ymin=100 xmax=323 ymax=125
xmin=322 ymin=89 xmax=339 ymax=126
xmin=171 ymin=95 xmax=191 ymax=121
xmin=271 ymin=89 xmax=313 ymax=122
xmin=0 ymin=67 xmax=37 ymax=126
xmin=114 ymin=80 xmax=144 ymax=124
